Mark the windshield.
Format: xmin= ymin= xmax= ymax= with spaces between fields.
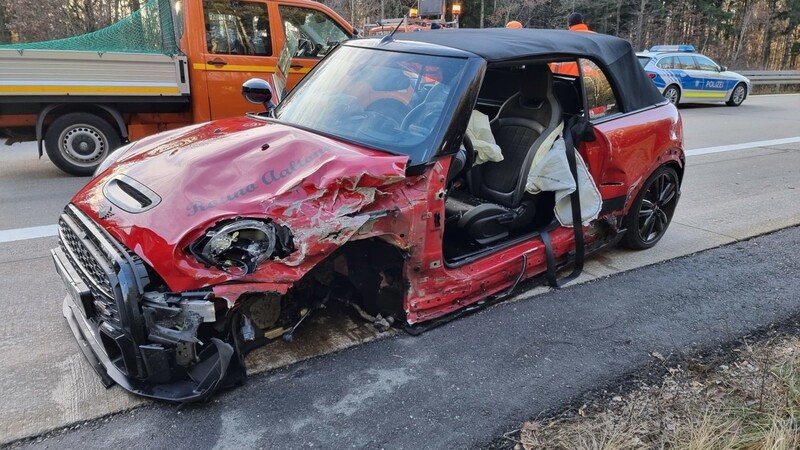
xmin=637 ymin=56 xmax=652 ymax=68
xmin=274 ymin=46 xmax=469 ymax=163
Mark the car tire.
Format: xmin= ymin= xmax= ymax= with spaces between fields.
xmin=663 ymin=85 xmax=680 ymax=105
xmin=620 ymin=165 xmax=680 ymax=250
xmin=726 ymin=83 xmax=747 ymax=106
xmin=45 ymin=112 xmax=122 ymax=176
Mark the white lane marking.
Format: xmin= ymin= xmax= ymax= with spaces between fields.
xmin=0 ymin=225 xmax=58 ymax=243
xmin=686 ymin=136 xmax=800 ymax=157
xmin=1 ymin=136 xmax=798 ymax=244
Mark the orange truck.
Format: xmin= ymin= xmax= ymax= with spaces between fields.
xmin=0 ymin=0 xmax=354 ymax=175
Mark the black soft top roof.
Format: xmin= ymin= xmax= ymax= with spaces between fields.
xmin=390 ymin=28 xmax=666 ymax=113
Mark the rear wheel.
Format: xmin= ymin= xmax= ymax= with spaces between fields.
xmin=620 ymin=166 xmax=680 ymax=250
xmin=663 ymin=85 xmax=680 ymax=105
xmin=45 ymin=112 xmax=121 ymax=176
xmin=726 ymin=83 xmax=747 ymax=106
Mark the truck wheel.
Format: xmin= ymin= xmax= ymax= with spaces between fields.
xmin=45 ymin=112 xmax=121 ymax=176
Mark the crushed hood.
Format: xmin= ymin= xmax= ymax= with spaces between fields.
xmin=71 ymin=116 xmax=408 ymax=291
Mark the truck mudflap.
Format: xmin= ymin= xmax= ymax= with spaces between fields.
xmin=55 ymin=247 xmax=240 ymax=402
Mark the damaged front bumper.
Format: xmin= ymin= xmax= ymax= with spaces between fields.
xmin=52 ymin=205 xmax=239 ymax=402
xmin=60 ymin=290 xmax=233 ymax=401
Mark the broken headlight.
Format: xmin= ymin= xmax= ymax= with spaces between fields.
xmin=190 ymin=220 xmax=293 ymax=276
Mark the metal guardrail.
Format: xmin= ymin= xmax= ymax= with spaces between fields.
xmin=738 ymin=70 xmax=800 ymax=85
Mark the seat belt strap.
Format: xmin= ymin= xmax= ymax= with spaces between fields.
xmin=540 ymin=115 xmax=587 ymax=289
xmin=560 ymin=115 xmax=586 ymax=286
xmin=540 ymin=230 xmax=558 ymax=288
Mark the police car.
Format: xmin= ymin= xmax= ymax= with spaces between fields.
xmin=638 ymin=45 xmax=751 ymax=106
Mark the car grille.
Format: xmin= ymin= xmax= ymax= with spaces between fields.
xmin=59 ymin=219 xmax=113 ymax=296
xmin=57 ymin=204 xmax=156 ymax=378
xmin=57 ymin=205 xmax=151 ymax=330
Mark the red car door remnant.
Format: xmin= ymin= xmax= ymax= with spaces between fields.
xmin=576 ymin=57 xmax=683 ymax=210
xmin=582 ymin=107 xmax=683 ymax=204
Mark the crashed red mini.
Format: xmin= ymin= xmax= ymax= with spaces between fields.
xmin=52 ymin=29 xmax=684 ymax=401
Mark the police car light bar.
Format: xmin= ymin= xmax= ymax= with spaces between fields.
xmin=649 ymin=45 xmax=696 ymax=53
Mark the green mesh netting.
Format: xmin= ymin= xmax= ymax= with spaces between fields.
xmin=0 ymin=0 xmax=179 ymax=55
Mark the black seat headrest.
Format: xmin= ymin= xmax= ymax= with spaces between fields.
xmin=519 ymin=65 xmax=553 ymax=103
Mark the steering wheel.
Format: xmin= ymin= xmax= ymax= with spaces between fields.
xmin=355 ymin=110 xmax=401 ymax=142
xmin=368 ymin=110 xmax=401 ymax=130
xmin=462 ymin=134 xmax=475 ymax=171
xmin=365 ymin=99 xmax=408 ymax=124
xmin=446 ymin=134 xmax=475 ymax=186
xmin=295 ymin=38 xmax=317 ymax=57
xmin=401 ymin=101 xmax=445 ymax=133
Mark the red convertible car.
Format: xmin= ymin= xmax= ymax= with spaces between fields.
xmin=52 ymin=29 xmax=684 ymax=401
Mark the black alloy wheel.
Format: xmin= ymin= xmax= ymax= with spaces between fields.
xmin=621 ymin=166 xmax=680 ymax=250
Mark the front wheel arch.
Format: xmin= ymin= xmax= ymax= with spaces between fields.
xmin=227 ymin=236 xmax=408 ymax=353
xmin=262 ymin=236 xmax=408 ymax=321
xmin=330 ymin=238 xmax=408 ymax=319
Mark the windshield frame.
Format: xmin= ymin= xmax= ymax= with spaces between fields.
xmin=272 ymin=42 xmax=484 ymax=167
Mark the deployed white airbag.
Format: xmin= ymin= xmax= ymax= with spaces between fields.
xmin=465 ymin=111 xmax=503 ymax=165
xmin=525 ymin=137 xmax=602 ymax=226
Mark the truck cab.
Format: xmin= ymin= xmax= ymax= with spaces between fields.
xmin=187 ymin=0 xmax=353 ymax=121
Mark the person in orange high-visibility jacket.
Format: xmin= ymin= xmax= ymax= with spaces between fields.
xmin=567 ymin=12 xmax=591 ymax=33
xmin=551 ymin=13 xmax=594 ymax=76
xmin=506 ymin=20 xmax=523 ymax=29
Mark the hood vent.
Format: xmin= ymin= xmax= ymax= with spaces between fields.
xmin=102 ymin=174 xmax=161 ymax=214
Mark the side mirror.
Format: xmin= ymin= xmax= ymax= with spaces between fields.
xmin=719 ymin=66 xmax=727 ymax=72
xmin=242 ymin=78 xmax=274 ymax=111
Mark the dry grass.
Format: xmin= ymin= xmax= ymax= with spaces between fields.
xmin=516 ymin=337 xmax=800 ymax=450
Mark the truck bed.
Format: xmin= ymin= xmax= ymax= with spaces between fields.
xmin=0 ymin=49 xmax=190 ymax=98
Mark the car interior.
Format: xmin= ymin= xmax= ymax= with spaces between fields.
xmin=442 ymin=61 xmax=587 ymax=264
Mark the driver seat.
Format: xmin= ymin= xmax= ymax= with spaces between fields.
xmin=449 ymin=65 xmax=563 ymax=244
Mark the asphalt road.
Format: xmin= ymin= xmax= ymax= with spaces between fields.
xmin=1 ymin=93 xmax=800 ymax=446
